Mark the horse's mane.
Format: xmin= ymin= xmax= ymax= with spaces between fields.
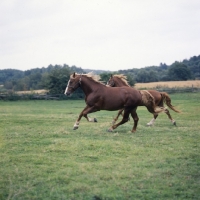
xmin=84 ymin=72 xmax=101 ymax=82
xmin=71 ymin=72 xmax=104 ymax=85
xmin=113 ymin=74 xmax=130 ymax=86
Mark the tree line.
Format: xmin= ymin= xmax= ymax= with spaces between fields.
xmin=0 ymin=55 xmax=200 ymax=96
xmin=119 ymin=56 xmax=200 ymax=83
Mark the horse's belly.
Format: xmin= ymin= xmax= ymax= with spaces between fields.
xmin=102 ymin=103 xmax=124 ymax=111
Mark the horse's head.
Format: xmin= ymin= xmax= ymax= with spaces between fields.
xmin=64 ymin=72 xmax=82 ymax=96
xmin=107 ymin=74 xmax=129 ymax=87
xmin=106 ymin=74 xmax=115 ymax=87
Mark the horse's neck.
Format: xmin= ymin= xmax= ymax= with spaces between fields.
xmin=81 ymin=77 xmax=103 ymax=95
xmin=115 ymin=78 xmax=129 ymax=87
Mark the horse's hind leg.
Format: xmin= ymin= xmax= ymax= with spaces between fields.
xmin=146 ymin=95 xmax=165 ymax=126
xmin=165 ymin=108 xmax=176 ymax=125
xmin=108 ymin=109 xmax=130 ymax=132
xmin=157 ymin=99 xmax=176 ymax=125
xmin=146 ymin=108 xmax=176 ymax=126
xmin=112 ymin=109 xmax=124 ymax=124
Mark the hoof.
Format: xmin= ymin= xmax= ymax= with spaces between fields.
xmin=107 ymin=128 xmax=113 ymax=132
xmin=73 ymin=126 xmax=78 ymax=130
xmin=173 ymin=121 xmax=176 ymax=126
xmin=94 ymin=118 xmax=97 ymax=122
xmin=146 ymin=123 xmax=152 ymax=126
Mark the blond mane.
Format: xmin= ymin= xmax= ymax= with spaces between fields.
xmin=84 ymin=72 xmax=101 ymax=82
xmin=113 ymin=74 xmax=130 ymax=86
xmin=71 ymin=72 xmax=103 ymax=84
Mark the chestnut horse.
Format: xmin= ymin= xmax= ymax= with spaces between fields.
xmin=64 ymin=72 xmax=163 ymax=132
xmin=107 ymin=74 xmax=180 ymax=126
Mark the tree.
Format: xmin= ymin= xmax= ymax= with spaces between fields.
xmin=168 ymin=62 xmax=192 ymax=81
xmin=29 ymin=73 xmax=42 ymax=89
xmin=148 ymin=70 xmax=159 ymax=82
xmin=46 ymin=67 xmax=71 ymax=94
xmin=126 ymin=74 xmax=136 ymax=86
xmin=4 ymin=81 xmax=13 ymax=90
xmin=159 ymin=63 xmax=168 ymax=70
xmin=99 ymin=72 xmax=113 ymax=84
xmin=136 ymin=69 xmax=150 ymax=83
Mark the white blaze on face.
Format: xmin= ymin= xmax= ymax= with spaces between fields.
xmin=64 ymin=80 xmax=70 ymax=95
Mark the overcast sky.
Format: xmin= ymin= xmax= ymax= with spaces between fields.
xmin=1 ymin=0 xmax=200 ymax=71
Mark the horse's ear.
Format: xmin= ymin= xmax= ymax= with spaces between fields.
xmin=110 ymin=74 xmax=113 ymax=78
xmin=73 ymin=72 xmax=76 ymax=78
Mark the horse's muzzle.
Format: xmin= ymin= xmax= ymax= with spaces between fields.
xmin=65 ymin=92 xmax=71 ymax=96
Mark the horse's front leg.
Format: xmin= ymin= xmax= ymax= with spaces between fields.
xmin=130 ymin=108 xmax=139 ymax=132
xmin=73 ymin=105 xmax=99 ymax=130
xmin=147 ymin=113 xmax=158 ymax=126
xmin=112 ymin=109 xmax=124 ymax=124
xmin=164 ymin=108 xmax=176 ymax=125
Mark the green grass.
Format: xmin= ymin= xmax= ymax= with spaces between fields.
xmin=0 ymin=93 xmax=200 ymax=199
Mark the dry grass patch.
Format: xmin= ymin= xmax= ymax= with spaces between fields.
xmin=16 ymin=89 xmax=48 ymax=94
xmin=135 ymin=80 xmax=200 ymax=89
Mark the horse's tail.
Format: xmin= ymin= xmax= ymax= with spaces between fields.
xmin=160 ymin=92 xmax=181 ymax=113
xmin=140 ymin=90 xmax=165 ymax=114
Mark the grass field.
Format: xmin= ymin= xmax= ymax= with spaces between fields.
xmin=0 ymin=93 xmax=200 ymax=199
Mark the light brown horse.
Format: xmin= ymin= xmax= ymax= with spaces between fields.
xmin=64 ymin=72 xmax=162 ymax=132
xmin=107 ymin=74 xmax=181 ymax=126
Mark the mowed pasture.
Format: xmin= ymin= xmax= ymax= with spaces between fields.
xmin=0 ymin=93 xmax=200 ymax=199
